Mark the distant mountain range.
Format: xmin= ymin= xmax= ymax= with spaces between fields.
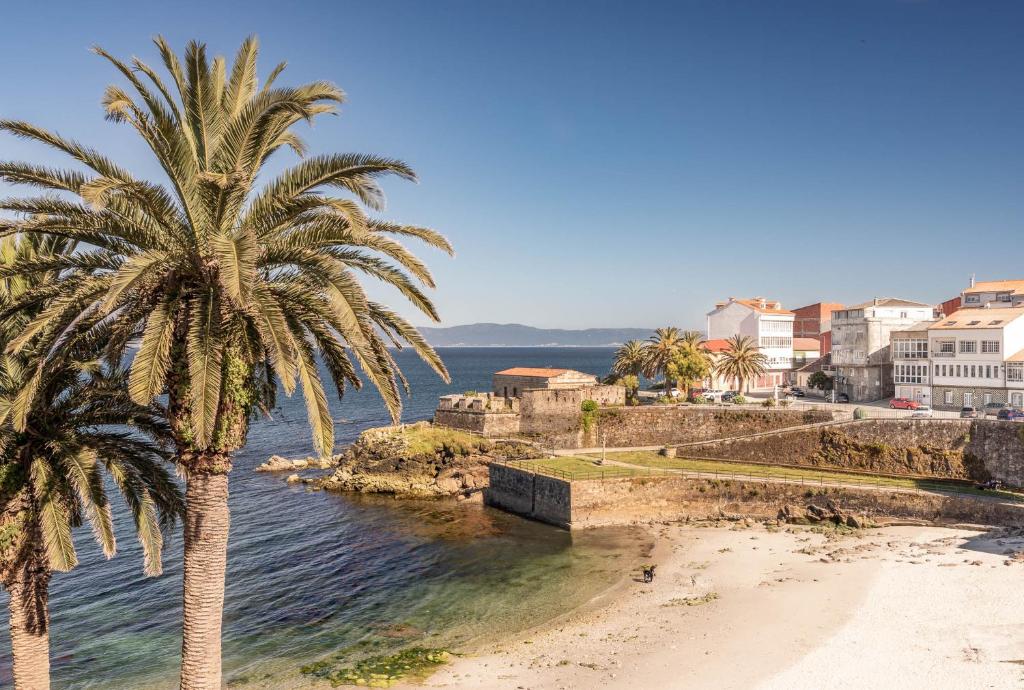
xmin=418 ymin=323 xmax=655 ymax=347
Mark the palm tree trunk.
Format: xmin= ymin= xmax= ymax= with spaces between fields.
xmin=6 ymin=537 xmax=51 ymax=690
xmin=180 ymin=467 xmax=230 ymax=690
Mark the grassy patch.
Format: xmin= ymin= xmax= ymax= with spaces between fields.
xmin=587 ymin=451 xmax=1024 ymax=502
xmin=301 ymin=647 xmax=450 ymax=688
xmin=524 ymin=456 xmax=643 ymax=478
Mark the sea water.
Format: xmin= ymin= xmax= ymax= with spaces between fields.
xmin=0 ymin=348 xmax=647 ymax=688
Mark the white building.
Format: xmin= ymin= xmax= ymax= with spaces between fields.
xmin=891 ymin=321 xmax=937 ymax=404
xmin=830 ymin=298 xmax=935 ymax=402
xmin=706 ymin=297 xmax=794 ymax=391
xmin=961 ymin=279 xmax=1024 ymax=309
xmin=927 ymin=306 xmax=1024 ymax=410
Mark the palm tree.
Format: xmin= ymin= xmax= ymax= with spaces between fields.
xmin=713 ymin=335 xmax=768 ymax=394
xmin=0 ymin=234 xmax=183 ymax=690
xmin=612 ymin=340 xmax=646 ymax=378
xmin=0 ymin=37 xmax=451 ymax=687
xmin=642 ymin=327 xmax=683 ymax=393
xmin=680 ymin=330 xmax=704 ymax=350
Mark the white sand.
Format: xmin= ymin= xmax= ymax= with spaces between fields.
xmin=412 ymin=523 xmax=1024 ymax=690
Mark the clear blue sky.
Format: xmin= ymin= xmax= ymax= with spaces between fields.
xmin=1 ymin=1 xmax=1021 ymax=330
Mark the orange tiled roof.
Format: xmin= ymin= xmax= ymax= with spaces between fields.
xmin=927 ymin=306 xmax=1024 ymax=330
xmin=494 ymin=367 xmax=583 ymax=378
xmin=701 ymin=339 xmax=732 ymax=353
xmin=730 ymin=298 xmax=794 ymax=315
xmin=963 ymin=279 xmax=1024 ymax=295
xmin=1006 ymin=348 xmax=1024 ymax=363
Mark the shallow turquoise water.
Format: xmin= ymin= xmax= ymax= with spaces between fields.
xmin=0 ymin=348 xmax=642 ymax=688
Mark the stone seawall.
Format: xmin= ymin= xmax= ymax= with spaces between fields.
xmin=678 ymin=419 xmax=1024 ymax=486
xmin=484 ymin=463 xmax=571 ymax=527
xmin=433 ymin=408 xmax=521 ymax=437
xmin=590 ymin=406 xmax=834 ymax=448
xmin=570 ymin=475 xmax=1024 ymax=529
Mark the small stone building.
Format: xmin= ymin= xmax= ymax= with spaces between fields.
xmin=492 ymin=367 xmax=598 ymax=398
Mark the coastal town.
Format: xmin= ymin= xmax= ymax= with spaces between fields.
xmin=3 ymin=4 xmax=1024 ymax=690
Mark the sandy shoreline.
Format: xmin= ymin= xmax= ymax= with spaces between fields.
xmin=409 ymin=522 xmax=1024 ymax=690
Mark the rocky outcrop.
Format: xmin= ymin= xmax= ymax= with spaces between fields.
xmin=256 ymin=454 xmax=339 ymax=473
xmin=319 ymin=422 xmax=538 ymax=498
xmin=778 ymin=499 xmax=869 ymax=528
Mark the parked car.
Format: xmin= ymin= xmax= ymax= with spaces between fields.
xmin=889 ymin=397 xmax=920 ymax=410
xmin=976 ymin=479 xmax=1004 ymax=491
xmin=910 ymin=405 xmax=933 ymax=418
xmin=836 ymin=393 xmax=849 ymax=403
xmin=960 ymin=406 xmax=979 ymax=419
xmin=996 ymin=408 xmax=1024 ymax=422
xmin=668 ymin=387 xmax=682 ymax=399
xmin=702 ymin=389 xmax=725 ymax=401
xmin=984 ymin=402 xmax=1009 ymax=418
xmin=721 ymin=391 xmax=739 ymax=402
xmin=789 ymin=387 xmax=806 ymax=398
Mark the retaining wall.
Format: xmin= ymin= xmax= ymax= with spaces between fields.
xmin=678 ymin=419 xmax=1024 ymax=486
xmin=484 ymin=463 xmax=571 ymax=527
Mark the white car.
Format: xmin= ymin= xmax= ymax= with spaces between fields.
xmin=668 ymin=387 xmax=682 ymax=398
xmin=910 ymin=405 xmax=933 ymax=418
xmin=702 ymin=389 xmax=725 ymax=401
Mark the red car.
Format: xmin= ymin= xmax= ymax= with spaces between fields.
xmin=889 ymin=397 xmax=920 ymax=410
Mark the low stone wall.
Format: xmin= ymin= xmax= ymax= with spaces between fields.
xmin=569 ymin=475 xmax=1024 ymax=529
xmin=591 ymin=406 xmax=834 ymax=448
xmin=433 ymin=408 xmax=521 ymax=437
xmin=678 ymin=419 xmax=1024 ymax=486
xmin=484 ymin=463 xmax=571 ymax=527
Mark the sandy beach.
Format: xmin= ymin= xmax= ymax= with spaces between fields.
xmin=412 ymin=522 xmax=1024 ymax=690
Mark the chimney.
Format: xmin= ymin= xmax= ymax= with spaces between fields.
xmin=758 ymin=298 xmax=767 ymax=309
xmin=873 ymin=297 xmax=879 ymax=306
xmin=969 ymin=274 xmax=976 ymax=288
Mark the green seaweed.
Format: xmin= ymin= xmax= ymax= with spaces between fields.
xmin=301 ymin=647 xmax=451 ymax=687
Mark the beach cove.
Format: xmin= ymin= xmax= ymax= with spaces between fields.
xmin=416 ymin=523 xmax=1024 ymax=690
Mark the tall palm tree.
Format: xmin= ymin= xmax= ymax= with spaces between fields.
xmin=0 ymin=234 xmax=183 ymax=690
xmin=643 ymin=327 xmax=683 ymax=392
xmin=713 ymin=335 xmax=768 ymax=394
xmin=0 ymin=37 xmax=451 ymax=687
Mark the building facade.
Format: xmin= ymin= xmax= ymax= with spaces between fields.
xmin=706 ymin=297 xmax=795 ymax=391
xmin=891 ymin=322 xmax=935 ymax=404
xmin=792 ymin=302 xmax=843 ymax=354
xmin=927 ymin=306 xmax=1024 ymax=410
xmin=830 ymin=298 xmax=935 ymax=402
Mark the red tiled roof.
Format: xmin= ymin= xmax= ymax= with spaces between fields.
xmin=963 ymin=280 xmax=1024 ymax=295
xmin=494 ymin=367 xmax=583 ymax=378
xmin=701 ymin=339 xmax=732 ymax=353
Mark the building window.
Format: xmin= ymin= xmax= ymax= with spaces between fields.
xmin=944 ymin=390 xmax=953 ymax=405
xmin=1008 ymin=363 xmax=1024 ymax=383
xmin=984 ymin=393 xmax=993 ymax=405
xmin=965 ymin=392 xmax=974 ymax=406
xmin=956 ymin=365 xmax=961 ymax=377
xmin=986 ymin=365 xmax=991 ymax=378
xmin=936 ymin=340 xmax=955 ymax=355
xmin=970 ymin=365 xmax=976 ymax=378
xmin=965 ymin=295 xmax=980 ymax=303
xmin=959 ymin=341 xmax=977 ymax=354
xmin=981 ymin=341 xmax=1000 ymax=353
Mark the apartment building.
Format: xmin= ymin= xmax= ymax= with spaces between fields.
xmin=960 ymin=279 xmax=1024 ymax=309
xmin=830 ymin=298 xmax=934 ymax=402
xmin=927 ymin=306 xmax=1024 ymax=410
xmin=891 ymin=321 xmax=937 ymax=404
xmin=706 ymin=297 xmax=794 ymax=391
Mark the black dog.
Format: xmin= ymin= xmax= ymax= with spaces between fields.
xmin=642 ymin=565 xmax=656 ymax=583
